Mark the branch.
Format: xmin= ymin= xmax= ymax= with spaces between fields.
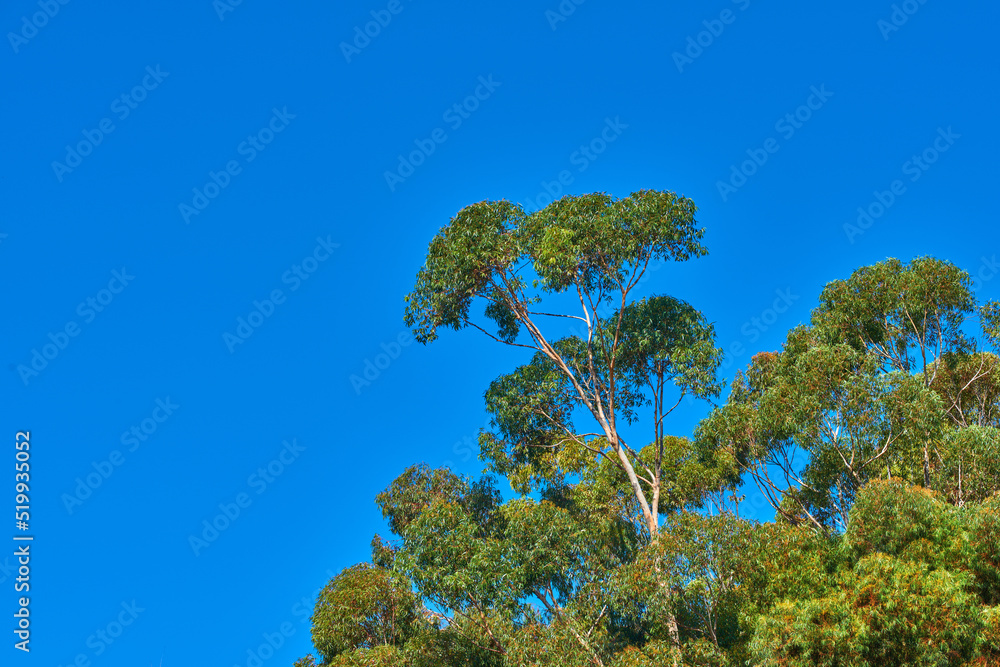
xmin=461 ymin=317 xmax=543 ymax=351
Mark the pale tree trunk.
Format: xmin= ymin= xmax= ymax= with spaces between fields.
xmin=652 ymin=553 xmax=682 ymax=667
xmin=923 ymin=442 xmax=931 ymax=488
xmin=510 ymin=287 xmax=684 ymax=665
xmin=666 ymin=612 xmax=682 ymax=667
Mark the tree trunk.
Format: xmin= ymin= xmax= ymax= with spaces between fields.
xmin=923 ymin=442 xmax=931 ymax=488
xmin=667 ymin=610 xmax=681 ymax=667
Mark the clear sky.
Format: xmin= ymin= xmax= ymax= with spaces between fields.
xmin=2 ymin=0 xmax=998 ymax=663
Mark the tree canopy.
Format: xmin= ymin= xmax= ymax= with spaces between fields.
xmin=290 ymin=194 xmax=1000 ymax=667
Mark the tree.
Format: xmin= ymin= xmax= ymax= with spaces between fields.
xmin=697 ymin=327 xmax=945 ymax=530
xmin=290 ymin=232 xmax=1000 ymax=666
xmin=402 ymin=191 xmax=729 ymax=661
xmin=750 ymin=553 xmax=981 ymax=666
xmin=613 ymin=510 xmax=748 ymax=653
xmin=810 ymin=256 xmax=975 ymax=383
xmin=930 ymin=350 xmax=1000 ymax=429
xmin=933 ymin=426 xmax=1000 ymax=505
xmin=403 ymin=191 xmax=723 ymax=537
xmin=750 ymin=481 xmax=997 ymax=667
xmin=309 ymin=563 xmax=421 ymax=665
xmin=699 ymin=257 xmax=1000 ymax=528
xmin=811 ymin=257 xmax=978 ymax=487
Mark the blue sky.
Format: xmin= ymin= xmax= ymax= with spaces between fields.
xmin=2 ymin=0 xmax=998 ymax=663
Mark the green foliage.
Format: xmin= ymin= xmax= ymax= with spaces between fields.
xmin=479 ymin=342 xmax=589 ymax=495
xmin=933 ymin=426 xmax=1000 ymax=504
xmin=751 ymin=596 xmax=852 ymax=667
xmin=982 ymin=301 xmax=1000 ymax=348
xmin=750 ymin=483 xmax=999 ymax=667
xmin=404 ymin=191 xmax=724 ymax=552
xmin=393 ymin=494 xmax=512 ymax=615
xmin=403 ymin=191 xmax=704 ymax=345
xmin=503 ymin=620 xmax=609 ymax=667
xmin=324 ymin=645 xmax=405 ymax=667
xmin=966 ymin=494 xmax=1000 ymax=604
xmin=641 ymin=437 xmax=741 ymax=514
xmin=608 ymin=641 xmax=682 ymax=667
xmin=387 ymin=469 xmax=633 ymax=659
xmin=698 ymin=326 xmax=947 ymax=529
xmin=479 ymin=297 xmax=728 ymax=501
xmin=310 ymin=564 xmax=421 ymax=663
xmin=751 ymin=554 xmax=982 ymax=667
xmin=843 ymin=480 xmax=956 ymax=562
xmin=735 ymin=521 xmax=841 ymax=620
xmin=374 ymin=464 xmax=503 ymax=539
xmin=403 ymin=199 xmax=525 ymax=344
xmin=614 ymin=295 xmax=724 ymax=402
xmin=399 ymin=624 xmax=502 ymax=667
xmin=613 ymin=512 xmax=748 ymax=648
xmin=812 ymin=256 xmax=975 ymax=376
xmin=930 ymin=353 xmax=1000 ymax=429
xmin=981 ymin=604 xmax=1000 ymax=661
xmin=698 ymin=256 xmax=1000 ymax=531
xmin=293 ymin=214 xmax=1000 ymax=667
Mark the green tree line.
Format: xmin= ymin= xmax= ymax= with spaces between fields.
xmin=293 ymin=191 xmax=1000 ymax=666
